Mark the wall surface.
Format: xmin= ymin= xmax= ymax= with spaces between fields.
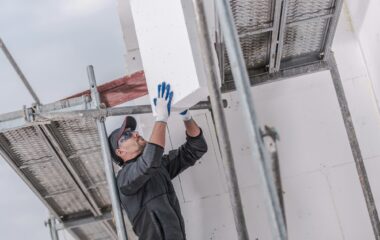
xmin=110 ymin=4 xmax=380 ymax=239
xmin=344 ymin=0 xmax=380 ymax=112
xmin=115 ymin=4 xmax=380 ymax=240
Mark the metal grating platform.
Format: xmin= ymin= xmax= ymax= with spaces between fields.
xmin=222 ymin=0 xmax=341 ymax=88
xmin=0 ymin=115 xmax=118 ymax=239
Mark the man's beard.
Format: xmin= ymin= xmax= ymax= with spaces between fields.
xmin=137 ymin=139 xmax=146 ymax=153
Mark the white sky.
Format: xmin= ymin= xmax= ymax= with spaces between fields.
xmin=0 ymin=0 xmax=126 ymax=239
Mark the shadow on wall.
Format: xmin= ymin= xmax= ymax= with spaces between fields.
xmin=344 ymin=0 xmax=370 ymax=34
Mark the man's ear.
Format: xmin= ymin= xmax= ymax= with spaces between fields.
xmin=115 ymin=149 xmax=123 ymax=158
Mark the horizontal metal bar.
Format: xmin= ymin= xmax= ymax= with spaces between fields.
xmin=287 ymin=13 xmax=334 ymax=27
xmin=238 ymin=11 xmax=335 ymax=39
xmin=0 ymin=96 xmax=88 ymax=123
xmin=0 ymin=96 xmax=89 ymax=133
xmin=44 ymin=188 xmax=76 ymax=199
xmin=37 ymin=95 xmax=90 ymax=113
xmin=56 ymin=211 xmax=113 ymax=231
xmin=239 ymin=26 xmax=274 ymax=38
xmin=33 ymin=100 xmax=227 ymax=121
xmin=222 ymin=61 xmax=329 ymax=92
xmin=87 ymin=181 xmax=108 ymax=190
xmin=0 ymin=110 xmax=25 ymax=123
xmin=68 ymin=146 xmax=101 ymax=160
xmin=19 ymin=157 xmax=53 ymax=169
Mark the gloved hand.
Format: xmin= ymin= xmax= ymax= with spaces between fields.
xmin=180 ymin=109 xmax=192 ymax=121
xmin=153 ymin=81 xmax=173 ymax=123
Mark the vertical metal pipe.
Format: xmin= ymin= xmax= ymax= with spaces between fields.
xmin=274 ymin=0 xmax=289 ymax=72
xmin=268 ymin=0 xmax=283 ymax=73
xmin=87 ymin=65 xmax=128 ymax=240
xmin=214 ymin=0 xmax=287 ymax=239
xmin=0 ymin=38 xmax=41 ymax=104
xmin=328 ymin=55 xmax=380 ymax=239
xmin=261 ymin=126 xmax=286 ymax=226
xmin=322 ymin=0 xmax=343 ymax=60
xmin=47 ymin=216 xmax=59 ymax=240
xmin=192 ymin=1 xmax=249 ymax=239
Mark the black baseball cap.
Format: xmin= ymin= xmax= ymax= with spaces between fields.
xmin=108 ymin=116 xmax=137 ymax=166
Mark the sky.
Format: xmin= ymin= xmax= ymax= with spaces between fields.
xmin=0 ymin=0 xmax=127 ymax=239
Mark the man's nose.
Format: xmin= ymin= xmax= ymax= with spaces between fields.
xmin=133 ymin=132 xmax=139 ymax=138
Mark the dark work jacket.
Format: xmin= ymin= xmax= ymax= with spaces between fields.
xmin=117 ymin=130 xmax=208 ymax=240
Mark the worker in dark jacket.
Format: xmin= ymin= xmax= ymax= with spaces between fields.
xmin=108 ymin=81 xmax=208 ymax=239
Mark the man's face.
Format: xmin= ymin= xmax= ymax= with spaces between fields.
xmin=116 ymin=131 xmax=146 ymax=162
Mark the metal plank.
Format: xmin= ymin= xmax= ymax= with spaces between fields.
xmin=0 ymin=137 xmax=81 ymax=240
xmin=34 ymin=125 xmax=117 ymax=239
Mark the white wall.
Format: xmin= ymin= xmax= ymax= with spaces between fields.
xmin=138 ymin=4 xmax=380 ymax=240
xmin=344 ymin=0 xmax=380 ymax=112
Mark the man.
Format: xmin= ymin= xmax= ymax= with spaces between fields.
xmin=108 ymin=81 xmax=208 ymax=239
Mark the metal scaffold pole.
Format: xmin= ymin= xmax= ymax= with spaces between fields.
xmin=328 ymin=54 xmax=380 ymax=239
xmin=212 ymin=0 xmax=287 ymax=239
xmin=192 ymin=0 xmax=250 ymax=239
xmin=46 ymin=216 xmax=59 ymax=240
xmin=87 ymin=65 xmax=128 ymax=240
xmin=0 ymin=38 xmax=41 ymax=105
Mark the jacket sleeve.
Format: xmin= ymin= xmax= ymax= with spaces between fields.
xmin=117 ymin=143 xmax=164 ymax=195
xmin=163 ymin=128 xmax=208 ymax=179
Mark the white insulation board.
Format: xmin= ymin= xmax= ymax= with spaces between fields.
xmin=130 ymin=0 xmax=219 ymax=111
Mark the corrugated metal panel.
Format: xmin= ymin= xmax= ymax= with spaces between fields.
xmin=230 ymin=0 xmax=273 ymax=34
xmin=287 ymin=0 xmax=334 ymax=22
xmin=223 ymin=0 xmax=339 ymax=82
xmin=0 ymin=118 xmax=116 ymax=239
xmin=282 ymin=19 xmax=329 ymax=59
xmin=47 ymin=119 xmax=111 ymax=208
xmin=224 ymin=32 xmax=271 ymax=72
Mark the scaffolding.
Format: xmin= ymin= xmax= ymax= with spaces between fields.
xmin=0 ymin=0 xmax=379 ymax=239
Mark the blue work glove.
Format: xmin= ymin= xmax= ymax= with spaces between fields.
xmin=153 ymin=81 xmax=173 ymax=122
xmin=180 ymin=109 xmax=192 ymax=121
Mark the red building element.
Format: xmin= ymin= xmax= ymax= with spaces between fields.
xmin=65 ymin=71 xmax=148 ymax=107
